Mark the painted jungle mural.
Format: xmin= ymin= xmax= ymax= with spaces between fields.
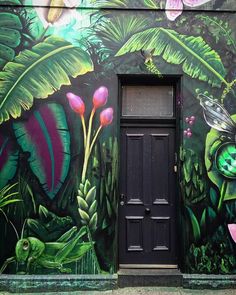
xmin=0 ymin=0 xmax=236 ymax=275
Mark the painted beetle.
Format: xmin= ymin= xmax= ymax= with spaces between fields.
xmin=199 ymin=93 xmax=236 ymax=179
xmin=0 ymin=225 xmax=92 ymax=274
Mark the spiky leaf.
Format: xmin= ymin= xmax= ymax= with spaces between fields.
xmin=0 ymin=36 xmax=93 ymax=124
xmin=116 ymin=27 xmax=227 ymax=87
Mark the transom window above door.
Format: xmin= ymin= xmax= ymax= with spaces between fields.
xmin=122 ymin=85 xmax=174 ymax=118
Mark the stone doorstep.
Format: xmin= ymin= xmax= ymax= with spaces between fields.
xmin=118 ymin=268 xmax=183 ymax=288
xmin=0 ymin=274 xmax=118 ymax=293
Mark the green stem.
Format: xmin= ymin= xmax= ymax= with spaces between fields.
xmin=217 ymin=181 xmax=227 ymax=212
xmin=81 ymin=108 xmax=95 ymax=183
xmin=89 ymin=125 xmax=102 ymax=155
xmin=81 ymin=115 xmax=87 ymax=151
xmin=86 ymin=225 xmax=101 ymax=273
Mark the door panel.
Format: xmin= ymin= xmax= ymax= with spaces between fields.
xmin=119 ymin=127 xmax=177 ymax=266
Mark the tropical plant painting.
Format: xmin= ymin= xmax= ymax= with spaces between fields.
xmin=0 ymin=0 xmax=236 ymax=275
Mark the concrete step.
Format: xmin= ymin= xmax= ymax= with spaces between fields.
xmin=118 ymin=268 xmax=183 ymax=288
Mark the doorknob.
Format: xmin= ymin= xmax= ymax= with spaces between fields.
xmin=145 ymin=208 xmax=151 ymax=214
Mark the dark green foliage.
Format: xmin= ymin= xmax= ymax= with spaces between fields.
xmin=187 ymin=242 xmax=236 ymax=274
xmin=186 ymin=225 xmax=236 ymax=274
xmin=196 ymin=15 xmax=236 ymax=53
xmin=26 ymin=205 xmax=73 ymax=242
xmin=180 ymin=147 xmax=208 ymax=205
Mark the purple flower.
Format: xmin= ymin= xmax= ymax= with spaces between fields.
xmin=66 ymin=92 xmax=85 ymax=116
xmin=100 ymin=108 xmax=113 ymax=127
xmin=93 ymin=86 xmax=108 ymax=109
xmin=165 ymin=0 xmax=212 ymax=21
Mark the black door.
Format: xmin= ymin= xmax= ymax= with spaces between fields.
xmin=119 ymin=126 xmax=177 ymax=266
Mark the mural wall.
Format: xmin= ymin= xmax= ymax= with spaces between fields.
xmin=0 ymin=0 xmax=236 ymax=275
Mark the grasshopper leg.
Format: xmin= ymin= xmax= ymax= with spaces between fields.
xmin=0 ymin=257 xmax=16 ymax=274
xmin=55 ymin=227 xmax=87 ymax=264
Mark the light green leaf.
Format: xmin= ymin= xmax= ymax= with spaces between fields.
xmin=0 ymin=36 xmax=93 ymax=124
xmin=116 ymin=27 xmax=227 ymax=87
xmin=88 ymin=200 xmax=97 ymax=216
xmin=89 ymin=213 xmax=98 ymax=231
xmin=79 ymin=208 xmax=90 ymax=223
xmin=84 ymin=179 xmax=91 ymax=195
xmin=79 ymin=183 xmax=84 ymax=192
xmin=77 ymin=196 xmax=89 ymax=211
xmin=85 ymin=186 xmax=96 ymax=206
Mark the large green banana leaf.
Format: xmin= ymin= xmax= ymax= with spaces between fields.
xmin=116 ymin=27 xmax=227 ymax=87
xmin=0 ymin=36 xmax=93 ymax=124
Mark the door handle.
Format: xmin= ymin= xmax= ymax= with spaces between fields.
xmin=145 ymin=208 xmax=151 ymax=214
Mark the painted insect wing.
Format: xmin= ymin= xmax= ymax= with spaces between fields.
xmin=199 ymin=94 xmax=236 ymax=134
xmin=216 ymin=143 xmax=236 ymax=179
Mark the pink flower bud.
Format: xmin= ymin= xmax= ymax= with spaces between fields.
xmin=185 ymin=117 xmax=189 ymax=123
xmin=186 ymin=131 xmax=192 ymax=138
xmin=190 ymin=116 xmax=195 ymax=121
xmin=100 ymin=108 xmax=113 ymax=127
xmin=183 ymin=130 xmax=188 ymax=136
xmin=66 ymin=92 xmax=85 ymax=116
xmin=93 ymin=86 xmax=108 ymax=109
xmin=228 ymin=224 xmax=236 ymax=243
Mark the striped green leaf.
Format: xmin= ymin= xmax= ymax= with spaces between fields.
xmin=0 ymin=36 xmax=93 ymax=124
xmin=116 ymin=27 xmax=227 ymax=87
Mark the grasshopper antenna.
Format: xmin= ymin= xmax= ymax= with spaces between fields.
xmin=21 ymin=219 xmax=27 ymax=239
xmin=0 ymin=209 xmax=19 ymax=241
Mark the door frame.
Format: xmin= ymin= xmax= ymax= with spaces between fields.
xmin=117 ymin=74 xmax=182 ymax=270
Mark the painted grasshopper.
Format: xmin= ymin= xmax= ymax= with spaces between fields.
xmin=0 ymin=225 xmax=92 ymax=274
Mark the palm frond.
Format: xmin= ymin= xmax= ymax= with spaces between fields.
xmin=96 ymin=15 xmax=152 ymax=52
xmin=116 ymin=27 xmax=227 ymax=87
